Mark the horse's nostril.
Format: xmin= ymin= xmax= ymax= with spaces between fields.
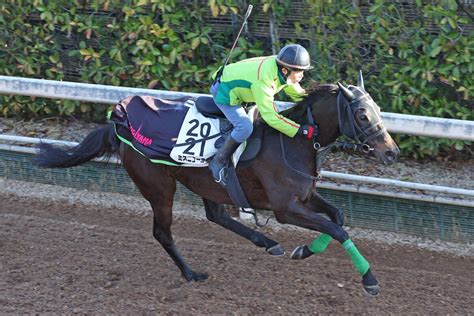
xmin=385 ymin=150 xmax=396 ymax=160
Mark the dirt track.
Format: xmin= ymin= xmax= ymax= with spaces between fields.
xmin=1 ymin=192 xmax=473 ymax=314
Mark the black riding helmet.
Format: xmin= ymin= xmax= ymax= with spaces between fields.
xmin=276 ymin=44 xmax=313 ymax=71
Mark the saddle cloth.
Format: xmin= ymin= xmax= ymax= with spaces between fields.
xmin=110 ymin=95 xmax=259 ymax=167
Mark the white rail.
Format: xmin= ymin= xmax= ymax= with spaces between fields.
xmin=0 ymin=135 xmax=472 ymax=205
xmin=0 ymin=76 xmax=472 ymax=208
xmin=1 ymin=75 xmax=473 ymax=141
xmin=322 ymin=170 xmax=474 ymax=198
xmin=1 ymin=142 xmax=472 ymax=208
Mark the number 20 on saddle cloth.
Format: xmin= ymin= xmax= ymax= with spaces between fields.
xmin=110 ymin=95 xmax=253 ymax=167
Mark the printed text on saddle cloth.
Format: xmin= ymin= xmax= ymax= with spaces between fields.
xmin=170 ymin=105 xmax=223 ymax=166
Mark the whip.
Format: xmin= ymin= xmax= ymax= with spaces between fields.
xmin=219 ymin=5 xmax=253 ymax=74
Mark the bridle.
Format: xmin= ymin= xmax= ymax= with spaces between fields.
xmin=336 ymin=88 xmax=387 ymax=152
xmin=260 ymin=85 xmax=389 ymax=227
xmin=280 ymin=86 xmax=387 ymax=180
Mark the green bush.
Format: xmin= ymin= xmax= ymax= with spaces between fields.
xmin=366 ymin=0 xmax=473 ymax=158
xmin=0 ymin=0 xmax=472 ymax=158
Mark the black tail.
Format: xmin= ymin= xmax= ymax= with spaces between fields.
xmin=34 ymin=124 xmax=120 ymax=168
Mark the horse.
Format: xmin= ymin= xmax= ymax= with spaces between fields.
xmin=34 ymin=72 xmax=399 ymax=296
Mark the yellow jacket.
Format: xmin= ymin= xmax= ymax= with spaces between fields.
xmin=213 ymin=55 xmax=306 ymax=137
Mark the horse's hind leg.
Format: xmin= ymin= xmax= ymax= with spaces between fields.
xmin=202 ymin=198 xmax=284 ymax=256
xmin=123 ymin=155 xmax=207 ymax=281
xmin=151 ymin=199 xmax=208 ymax=282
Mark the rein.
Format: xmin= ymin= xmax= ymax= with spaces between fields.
xmin=247 ymin=89 xmax=385 ymax=228
xmin=280 ymin=133 xmax=321 ymax=181
xmin=280 ymin=90 xmax=385 ymax=180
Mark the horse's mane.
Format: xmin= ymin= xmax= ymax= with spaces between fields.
xmin=280 ymin=83 xmax=339 ymax=123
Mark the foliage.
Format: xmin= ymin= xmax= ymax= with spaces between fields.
xmin=366 ymin=0 xmax=473 ymax=158
xmin=275 ymin=0 xmax=472 ymax=158
xmin=0 ymin=0 xmax=240 ymax=120
xmin=0 ymin=0 xmax=472 ymax=158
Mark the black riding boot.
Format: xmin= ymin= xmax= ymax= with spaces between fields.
xmin=208 ymin=137 xmax=241 ymax=186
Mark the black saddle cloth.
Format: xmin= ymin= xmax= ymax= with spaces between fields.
xmin=110 ymin=95 xmax=191 ymax=163
xmin=110 ymin=95 xmax=263 ymax=165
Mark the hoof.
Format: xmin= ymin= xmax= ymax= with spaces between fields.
xmin=362 ymin=269 xmax=379 ymax=296
xmin=290 ymin=245 xmax=314 ymax=260
xmin=363 ymin=284 xmax=380 ymax=296
xmin=184 ymin=271 xmax=208 ymax=282
xmin=266 ymin=244 xmax=285 ymax=256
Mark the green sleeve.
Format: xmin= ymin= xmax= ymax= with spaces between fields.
xmin=251 ymin=80 xmax=300 ymax=137
xmin=283 ymin=83 xmax=306 ymax=102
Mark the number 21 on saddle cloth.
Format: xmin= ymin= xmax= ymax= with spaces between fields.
xmin=110 ymin=95 xmax=257 ymax=167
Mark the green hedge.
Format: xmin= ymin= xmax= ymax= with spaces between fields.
xmin=0 ymin=0 xmax=472 ymax=158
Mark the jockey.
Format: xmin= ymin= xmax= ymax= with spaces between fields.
xmin=208 ymin=43 xmax=317 ymax=186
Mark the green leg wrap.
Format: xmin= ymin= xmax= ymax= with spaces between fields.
xmin=343 ymin=239 xmax=370 ymax=276
xmin=308 ymin=233 xmax=333 ymax=254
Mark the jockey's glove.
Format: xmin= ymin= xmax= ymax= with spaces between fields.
xmin=297 ymin=124 xmax=317 ymax=140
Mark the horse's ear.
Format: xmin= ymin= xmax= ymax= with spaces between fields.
xmin=358 ymin=70 xmax=365 ymax=91
xmin=337 ymin=82 xmax=354 ymax=101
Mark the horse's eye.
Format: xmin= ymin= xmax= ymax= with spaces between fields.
xmin=359 ymin=114 xmax=369 ymax=121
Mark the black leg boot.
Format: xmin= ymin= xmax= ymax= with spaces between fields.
xmin=208 ymin=137 xmax=241 ymax=186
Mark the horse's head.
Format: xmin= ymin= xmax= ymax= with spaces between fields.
xmin=336 ymin=71 xmax=399 ymax=164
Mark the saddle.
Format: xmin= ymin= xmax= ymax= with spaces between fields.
xmin=194 ymin=96 xmax=263 ymax=162
xmin=110 ymin=95 xmax=263 ymax=166
xmin=194 ymin=96 xmax=226 ymax=118
xmin=111 ymin=94 xmax=264 ymax=207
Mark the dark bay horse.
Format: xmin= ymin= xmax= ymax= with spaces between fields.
xmin=34 ymin=73 xmax=399 ymax=296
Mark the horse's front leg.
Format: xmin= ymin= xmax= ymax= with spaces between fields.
xmin=276 ymin=198 xmax=379 ymax=296
xmin=202 ymin=198 xmax=284 ymax=256
xmin=290 ymin=191 xmax=345 ymax=260
xmin=305 ymin=190 xmax=344 ymax=226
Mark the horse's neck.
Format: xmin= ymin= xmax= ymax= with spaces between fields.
xmin=260 ymin=125 xmax=318 ymax=178
xmin=311 ymin=94 xmax=341 ymax=146
xmin=255 ymin=88 xmax=341 ymax=146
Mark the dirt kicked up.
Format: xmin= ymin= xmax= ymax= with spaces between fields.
xmin=0 ymin=192 xmax=473 ymax=314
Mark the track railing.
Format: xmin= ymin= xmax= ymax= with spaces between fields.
xmin=0 ymin=75 xmax=472 ymax=141
xmin=0 ymin=76 xmax=472 ymax=208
